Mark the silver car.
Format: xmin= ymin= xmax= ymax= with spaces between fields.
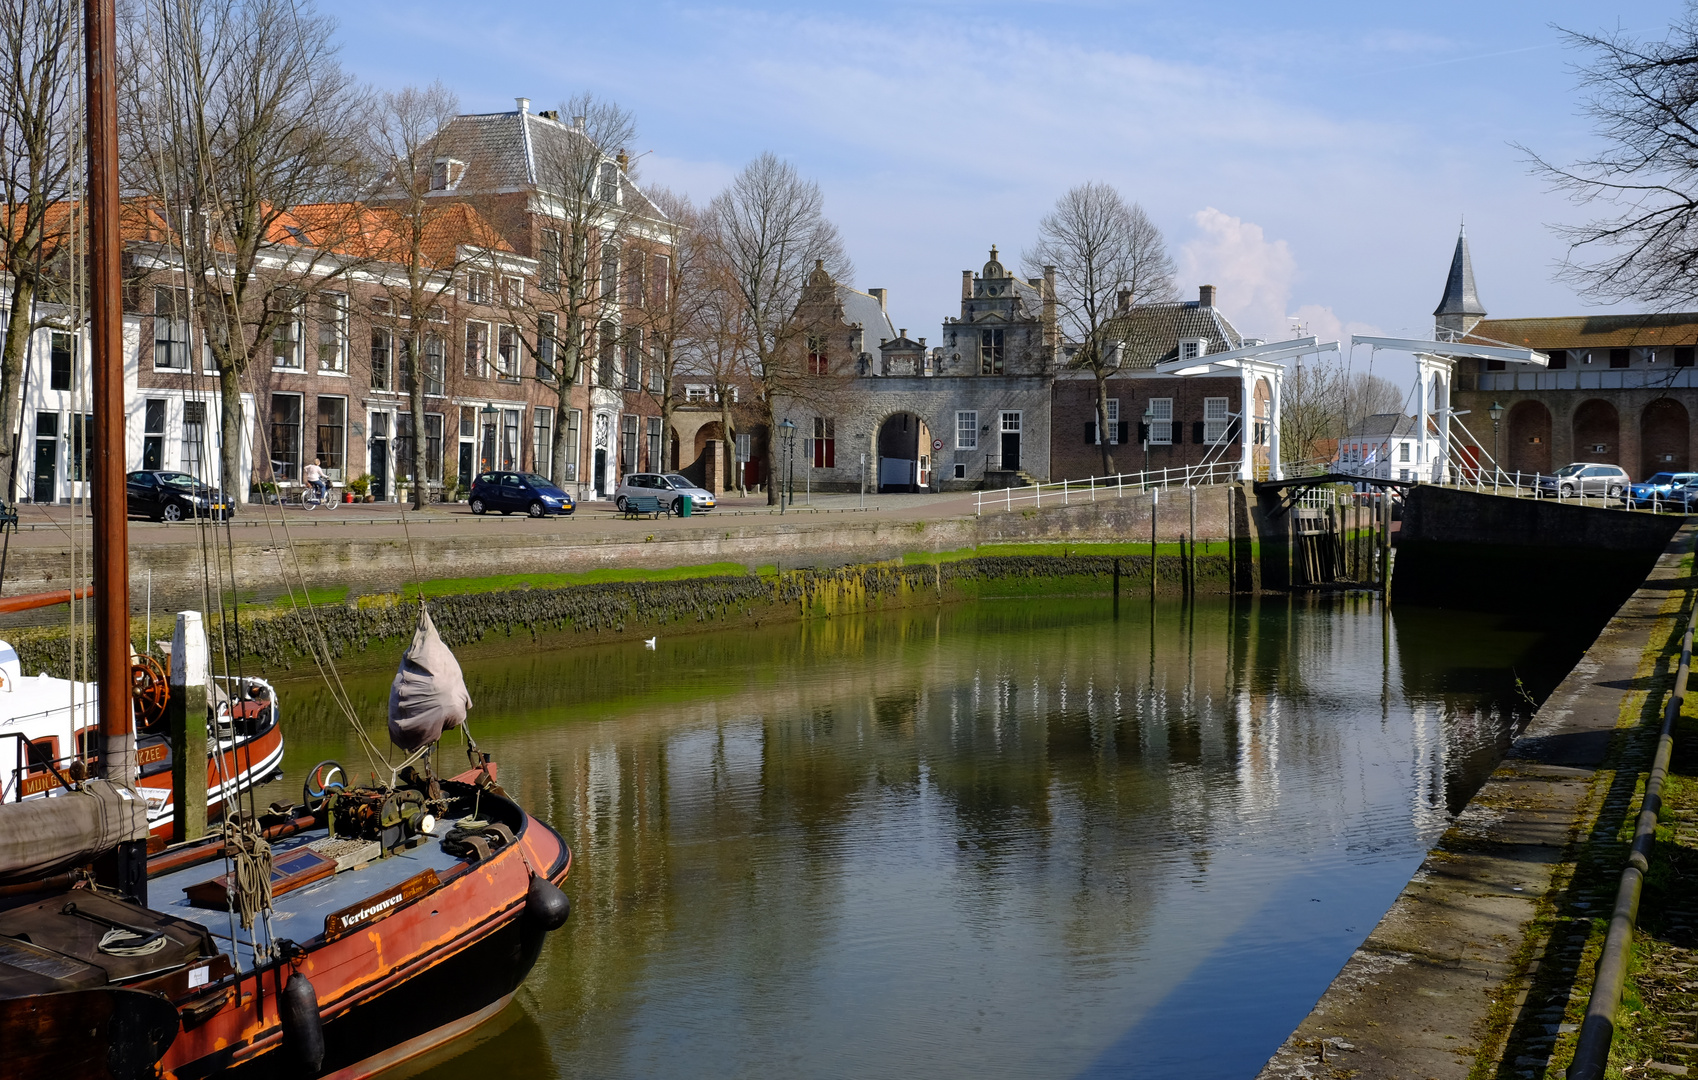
xmin=613 ymin=472 xmax=717 ymax=515
xmin=1535 ymin=462 xmax=1629 ymax=498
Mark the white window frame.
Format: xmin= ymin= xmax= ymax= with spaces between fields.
xmin=685 ymin=384 xmax=710 ymax=403
xmin=1096 ymin=399 xmax=1121 ymax=445
xmin=1000 ymin=410 xmax=1021 ymax=433
xmin=956 ymin=410 xmax=978 ymax=450
xmin=153 ymin=287 xmax=191 ymax=370
xmin=270 ymin=300 xmax=303 ymax=370
xmin=1148 ymin=397 xmax=1173 ymax=445
xmin=1203 ymin=397 xmax=1229 ymax=444
xmin=316 ymin=292 xmax=349 ymax=374
xmin=464 ymin=271 xmax=493 ymax=306
xmin=464 ymin=320 xmax=491 ymax=379
xmin=1179 ymin=339 xmax=1207 ymax=361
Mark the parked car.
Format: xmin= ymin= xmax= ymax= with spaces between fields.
xmin=126 ymin=470 xmax=234 ymax=522
xmin=613 ymin=473 xmax=717 ymax=515
xmin=467 ymin=472 xmax=575 ymax=517
xmin=1668 ymin=478 xmax=1698 ymax=511
xmin=1625 ymin=471 xmax=1698 ymax=507
xmin=1534 ymin=462 xmax=1629 ymax=498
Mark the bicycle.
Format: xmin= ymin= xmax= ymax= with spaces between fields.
xmin=298 ymin=483 xmax=338 ymax=511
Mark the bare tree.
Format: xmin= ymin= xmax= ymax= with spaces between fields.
xmin=1523 ymin=6 xmax=1698 ymax=306
xmin=0 ymin=0 xmax=78 ymax=498
xmin=1024 ymin=182 xmax=1175 ymax=474
xmin=363 ymin=81 xmax=475 ymax=509
xmin=504 ymin=94 xmax=640 ymax=484
xmin=1280 ymin=365 xmax=1410 ymax=465
xmin=120 ymin=0 xmax=369 ymax=498
xmin=691 ymin=256 xmax=754 ymax=494
xmin=634 ymin=186 xmax=711 ymax=472
xmin=707 ymin=153 xmax=849 ymax=504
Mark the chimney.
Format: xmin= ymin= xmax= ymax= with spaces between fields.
xmin=962 ymin=270 xmax=974 ymax=300
xmin=516 ymin=97 xmax=530 ymax=114
xmin=899 ymin=329 xmax=907 ymax=341
xmin=571 ymin=115 xmax=586 ymax=130
xmin=616 ymin=150 xmax=629 ymax=171
xmin=1117 ymin=289 xmax=1132 ymax=311
xmin=1199 ymin=284 xmax=1217 ymax=307
xmin=868 ymin=288 xmax=886 ymax=311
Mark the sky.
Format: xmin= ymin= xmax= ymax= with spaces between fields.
xmin=332 ymin=0 xmax=1689 ymax=385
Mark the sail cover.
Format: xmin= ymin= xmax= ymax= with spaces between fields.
xmin=387 ymin=607 xmax=471 ymax=750
xmin=0 ymin=780 xmax=149 ymax=885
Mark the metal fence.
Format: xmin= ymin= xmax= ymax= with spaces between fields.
xmin=973 ymin=460 xmax=1243 ymax=516
xmin=1424 ymin=467 xmax=1690 ymax=514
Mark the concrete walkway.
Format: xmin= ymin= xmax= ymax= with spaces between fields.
xmin=1257 ymin=523 xmax=1697 ymax=1080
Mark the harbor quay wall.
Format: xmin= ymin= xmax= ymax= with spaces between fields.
xmin=1393 ymin=484 xmax=1684 ymax=616
xmin=5 ymin=485 xmax=1250 ymax=615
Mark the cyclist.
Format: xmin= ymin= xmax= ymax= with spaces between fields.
xmin=303 ymin=457 xmax=328 ymax=507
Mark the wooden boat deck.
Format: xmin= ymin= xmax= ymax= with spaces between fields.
xmin=149 ymin=828 xmax=469 ymax=968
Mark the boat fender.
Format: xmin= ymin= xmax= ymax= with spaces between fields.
xmin=524 ymin=875 xmax=571 ymax=932
xmin=281 ymin=970 xmax=325 ymax=1074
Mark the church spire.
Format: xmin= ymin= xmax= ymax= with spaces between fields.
xmin=1433 ymin=224 xmax=1486 ymax=335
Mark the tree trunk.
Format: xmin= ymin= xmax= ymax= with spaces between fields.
xmin=409 ymin=329 xmax=428 ymax=510
xmin=219 ymin=365 xmax=246 ymax=501
xmin=719 ymin=401 xmax=738 ymax=495
xmin=762 ymin=399 xmax=779 ymax=506
xmin=1096 ymin=370 xmax=1116 ymax=475
xmin=0 ymin=277 xmax=36 ymax=502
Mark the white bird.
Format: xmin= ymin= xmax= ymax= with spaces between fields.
xmin=644 ymin=637 xmax=657 ymax=649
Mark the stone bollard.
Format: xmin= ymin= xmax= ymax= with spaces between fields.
xmin=169 ymin=611 xmax=210 ymax=844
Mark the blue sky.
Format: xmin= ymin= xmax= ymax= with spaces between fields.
xmin=335 ymin=0 xmax=1685 ymax=369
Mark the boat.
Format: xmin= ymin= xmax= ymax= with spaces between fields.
xmin=0 ymin=642 xmax=284 ymax=841
xmin=0 ymin=2 xmax=575 ymax=1075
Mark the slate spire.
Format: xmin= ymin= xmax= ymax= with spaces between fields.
xmin=1433 ymin=224 xmax=1486 ymax=322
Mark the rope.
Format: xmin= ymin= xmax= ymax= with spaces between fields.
xmin=98 ymin=926 xmax=170 ymax=957
xmin=226 ymin=816 xmax=274 ymax=932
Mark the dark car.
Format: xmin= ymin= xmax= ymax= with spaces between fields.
xmin=467 ymin=472 xmax=575 ymax=517
xmin=126 ymin=470 xmax=234 ymax=522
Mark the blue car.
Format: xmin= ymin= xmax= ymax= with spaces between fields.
xmin=1624 ymin=471 xmax=1698 ymax=507
xmin=467 ymin=472 xmax=575 ymax=517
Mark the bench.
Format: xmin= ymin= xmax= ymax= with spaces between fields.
xmin=622 ymin=495 xmax=662 ymax=519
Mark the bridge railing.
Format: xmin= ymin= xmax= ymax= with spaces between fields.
xmin=1429 ymin=467 xmax=1690 ymax=514
xmin=974 ymin=460 xmax=1242 ymax=516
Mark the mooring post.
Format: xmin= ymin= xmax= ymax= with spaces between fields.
xmin=1113 ymin=557 xmax=1121 ymax=618
xmin=1380 ymin=491 xmax=1392 ymax=600
xmin=1188 ymin=487 xmax=1197 ymax=595
xmin=1150 ymin=487 xmax=1159 ymax=593
xmin=169 ymin=610 xmax=210 ymax=845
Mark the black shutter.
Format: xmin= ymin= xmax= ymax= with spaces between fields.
xmin=1084 ymin=422 xmax=1096 ymax=444
xmin=1117 ymin=421 xmax=1129 ymax=445
xmin=1169 ymin=421 xmax=1181 ymax=444
xmin=1137 ymin=422 xmax=1149 ymax=443
xmin=1193 ymin=421 xmax=1205 ymax=444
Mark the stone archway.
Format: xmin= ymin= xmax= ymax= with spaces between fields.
xmin=1572 ymin=399 xmax=1620 ymax=467
xmin=1504 ymin=400 xmax=1551 ymax=476
xmin=1641 ymin=398 xmax=1690 ymax=479
xmin=876 ymin=412 xmax=933 ymax=492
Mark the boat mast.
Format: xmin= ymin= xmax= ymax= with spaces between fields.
xmin=86 ymin=0 xmax=145 ymax=902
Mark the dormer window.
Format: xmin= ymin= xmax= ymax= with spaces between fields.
xmin=431 ymin=158 xmax=465 ymax=191
xmin=1179 ymin=339 xmax=1208 ymax=361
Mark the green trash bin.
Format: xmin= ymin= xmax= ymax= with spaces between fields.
xmin=676 ymin=495 xmax=692 ymax=517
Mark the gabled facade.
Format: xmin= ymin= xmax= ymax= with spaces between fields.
xmin=1334 ymin=413 xmax=1432 ymax=482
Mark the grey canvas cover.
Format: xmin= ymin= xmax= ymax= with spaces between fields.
xmin=387 ymin=607 xmax=471 ymax=750
xmin=0 ymin=780 xmax=149 ymax=885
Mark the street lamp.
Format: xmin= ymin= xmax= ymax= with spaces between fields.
xmin=1488 ymin=400 xmax=1505 ymax=481
xmin=1142 ymin=404 xmax=1155 ymax=487
xmin=778 ymin=418 xmax=796 ymax=513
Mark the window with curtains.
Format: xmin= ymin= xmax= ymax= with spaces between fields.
xmin=425 ymin=414 xmax=443 ymax=483
xmin=271 ymin=294 xmax=303 ymax=368
xmin=533 ymin=408 xmax=554 ymax=478
xmin=153 ymin=287 xmax=191 ymax=369
xmin=624 ymin=329 xmax=643 ymax=390
xmin=464 ymin=321 xmax=489 ymax=378
xmin=270 ymin=394 xmax=302 ymax=479
xmin=564 ymin=409 xmax=581 ymax=480
xmin=537 ymin=314 xmax=557 ymax=381
xmin=540 ymin=230 xmax=561 ymax=292
xmin=423 ymin=334 xmax=444 ymax=396
xmin=371 ymin=328 xmax=393 ymax=390
xmin=315 ymin=396 xmax=346 ymax=479
xmin=142 ymin=399 xmax=166 ymax=471
xmin=813 ymin=417 xmax=835 ymax=468
xmin=497 ymin=325 xmax=520 ymax=381
xmin=620 ymin=414 xmax=637 ymax=476
xmin=316 ymin=292 xmax=348 ymax=372
xmin=502 ymin=409 xmax=521 ymax=471
xmin=182 ymin=401 xmax=206 ymax=477
xmin=646 ymin=416 xmax=662 ymax=472
xmin=50 ymin=332 xmax=72 ymax=390
xmin=598 ymin=322 xmax=617 ymax=386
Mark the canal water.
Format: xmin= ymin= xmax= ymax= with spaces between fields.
xmin=264 ymin=594 xmax=1599 ymax=1079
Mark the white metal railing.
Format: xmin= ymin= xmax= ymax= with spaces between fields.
xmin=1432 ymin=467 xmax=1693 ymax=514
xmin=974 ymin=460 xmax=1241 ymax=515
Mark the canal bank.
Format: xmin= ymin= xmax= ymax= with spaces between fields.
xmin=1257 ymin=522 xmax=1698 ymax=1080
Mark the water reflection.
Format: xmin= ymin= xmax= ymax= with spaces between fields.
xmin=263 ymin=594 xmax=1595 ymax=1080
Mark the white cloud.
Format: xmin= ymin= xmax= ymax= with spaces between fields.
xmin=1178 ymin=209 xmax=1296 ymax=342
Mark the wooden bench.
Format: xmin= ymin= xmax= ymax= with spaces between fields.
xmin=622 ymin=495 xmax=662 ymax=519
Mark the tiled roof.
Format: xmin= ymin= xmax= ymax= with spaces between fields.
xmin=1344 ymin=413 xmax=1416 ymax=439
xmin=1434 ymin=227 xmax=1486 ymax=319
xmin=1466 ymin=313 xmax=1698 ymax=350
xmin=1102 ymin=300 xmax=1245 ymax=368
xmin=837 ymin=286 xmax=896 ymax=348
xmin=430 ymin=110 xmax=665 ymax=222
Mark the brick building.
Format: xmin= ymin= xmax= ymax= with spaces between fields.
xmin=1443 ymin=226 xmax=1698 ymax=481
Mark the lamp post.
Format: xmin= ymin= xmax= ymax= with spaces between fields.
xmin=1142 ymin=404 xmax=1154 ymax=488
xmin=778 ymin=418 xmax=796 ymax=513
xmin=1489 ymin=400 xmax=1505 ymax=483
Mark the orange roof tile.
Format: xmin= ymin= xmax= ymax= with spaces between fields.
xmin=1468 ymin=313 xmax=1698 ymax=351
